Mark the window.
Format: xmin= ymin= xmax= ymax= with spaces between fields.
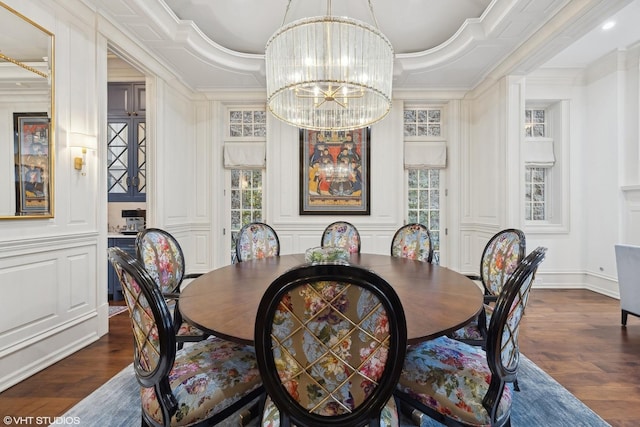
xmin=524 ymin=167 xmax=547 ymax=220
xmin=225 ymin=106 xmax=267 ymax=263
xmin=523 ymin=107 xmax=551 ymax=222
xmin=404 ymin=108 xmax=441 ymax=137
xmin=407 ymin=169 xmax=441 ymax=264
xmin=522 ymin=100 xmax=568 ymax=231
xmin=404 ymin=104 xmax=445 ymax=264
xmin=230 ymin=169 xmax=263 ymax=262
xmin=525 ymin=108 xmax=546 ymax=137
xmin=229 ymin=110 xmax=266 ymax=137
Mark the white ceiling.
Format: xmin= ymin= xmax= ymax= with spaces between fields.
xmin=85 ymin=0 xmax=639 ymax=92
xmin=543 ymin=0 xmax=640 ymax=68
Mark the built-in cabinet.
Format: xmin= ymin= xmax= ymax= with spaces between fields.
xmin=107 ymin=236 xmax=136 ymax=301
xmin=107 ymin=82 xmax=146 ymax=202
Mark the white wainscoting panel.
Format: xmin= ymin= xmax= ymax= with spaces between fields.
xmin=0 ymin=239 xmax=102 ymax=392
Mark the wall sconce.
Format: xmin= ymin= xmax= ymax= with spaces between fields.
xmin=69 ymin=132 xmax=97 ymax=175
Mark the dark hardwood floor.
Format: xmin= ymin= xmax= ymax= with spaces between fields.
xmin=0 ymin=289 xmax=638 ymax=426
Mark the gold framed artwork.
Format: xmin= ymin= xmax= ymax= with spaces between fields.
xmin=14 ymin=112 xmax=51 ymax=215
xmin=299 ymin=127 xmax=370 ymax=215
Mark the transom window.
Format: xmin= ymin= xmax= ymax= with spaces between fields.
xmin=403 ymin=108 xmax=441 ymax=137
xmin=525 ymin=109 xmax=546 ymax=137
xmin=229 ymin=109 xmax=266 ymax=138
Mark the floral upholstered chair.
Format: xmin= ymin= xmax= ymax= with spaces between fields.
xmin=395 ymin=247 xmax=547 ymax=427
xmin=255 ymin=263 xmax=407 ymax=427
xmin=390 ymin=223 xmax=433 ymax=263
xmin=107 ymin=247 xmax=263 ymax=427
xmin=450 ymin=229 xmax=526 ymax=347
xmin=235 ymin=222 xmax=280 ymax=262
xmin=136 ymin=228 xmax=208 ymax=349
xmin=321 ymin=220 xmax=361 ymax=253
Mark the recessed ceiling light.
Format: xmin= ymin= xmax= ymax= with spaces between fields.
xmin=602 ymin=21 xmax=616 ymax=31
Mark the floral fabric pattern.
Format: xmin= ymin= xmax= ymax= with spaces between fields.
xmin=449 ymin=304 xmax=494 ymax=342
xmin=266 ymin=279 xmax=398 ymax=422
xmin=481 ymin=231 xmax=523 ymax=296
xmin=260 ymin=394 xmax=399 ymax=426
xmin=109 ymin=248 xmax=262 ymax=427
xmin=391 ymin=224 xmax=432 ymax=262
xmin=237 ymin=223 xmax=279 ymax=262
xmin=138 ymin=231 xmax=207 ymax=340
xmin=321 ymin=222 xmax=361 ymax=253
xmin=398 ymin=336 xmax=513 ymax=426
xmin=142 ymin=337 xmax=262 ymax=426
xmin=137 ymin=231 xmax=185 ymax=294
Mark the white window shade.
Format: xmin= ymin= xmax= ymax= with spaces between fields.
xmin=224 ymin=142 xmax=266 ymax=168
xmin=404 ymin=141 xmax=447 ymax=169
xmin=524 ymin=139 xmax=555 ymax=167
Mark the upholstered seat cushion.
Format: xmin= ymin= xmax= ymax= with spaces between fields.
xmin=260 ymin=394 xmax=400 ymax=426
xmin=397 ymin=336 xmax=512 ymax=427
xmin=141 ymin=336 xmax=261 ymax=426
xmin=167 ymin=302 xmax=207 ymax=339
xmin=449 ymin=304 xmax=494 ymax=342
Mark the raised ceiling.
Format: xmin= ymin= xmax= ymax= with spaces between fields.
xmin=85 ymin=0 xmax=636 ymax=92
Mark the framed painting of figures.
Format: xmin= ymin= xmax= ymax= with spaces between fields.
xmin=299 ymin=127 xmax=370 ymax=215
xmin=14 ymin=112 xmax=51 ymax=215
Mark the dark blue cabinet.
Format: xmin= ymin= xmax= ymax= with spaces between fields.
xmin=107 ymin=83 xmax=146 ymax=202
xmin=107 ymin=237 xmax=136 ymax=301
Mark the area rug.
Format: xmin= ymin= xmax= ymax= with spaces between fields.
xmin=59 ymin=354 xmax=610 ymax=427
xmin=108 ymin=306 xmax=128 ymax=318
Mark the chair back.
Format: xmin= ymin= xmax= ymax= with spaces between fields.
xmin=136 ymin=228 xmax=186 ymax=294
xmin=480 ymin=229 xmax=526 ymax=297
xmin=321 ymin=221 xmax=361 ymax=253
xmin=614 ymin=244 xmax=640 ymax=316
xmin=483 ymin=246 xmax=546 ymax=424
xmin=107 ymin=247 xmax=178 ymax=424
xmin=235 ymin=222 xmax=280 ymax=262
xmin=390 ymin=223 xmax=433 ymax=262
xmin=255 ymin=263 xmax=407 ymax=427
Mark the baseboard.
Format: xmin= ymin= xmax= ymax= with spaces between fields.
xmin=532 ymin=271 xmax=619 ymax=299
xmin=0 ymin=317 xmax=102 ymax=393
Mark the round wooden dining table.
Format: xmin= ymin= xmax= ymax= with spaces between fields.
xmin=179 ymin=253 xmax=483 ymax=346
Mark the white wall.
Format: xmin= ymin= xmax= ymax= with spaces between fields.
xmin=0 ymin=0 xmax=105 ymax=391
xmin=0 ymin=0 xmax=199 ymax=392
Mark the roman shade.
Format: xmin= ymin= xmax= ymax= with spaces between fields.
xmin=404 ymin=141 xmax=447 ymax=169
xmin=523 ymin=139 xmax=555 ymax=167
xmin=223 ymin=142 xmax=266 ymax=168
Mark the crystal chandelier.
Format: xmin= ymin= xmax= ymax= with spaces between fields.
xmin=265 ymin=0 xmax=394 ymax=131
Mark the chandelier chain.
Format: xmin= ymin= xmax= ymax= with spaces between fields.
xmin=367 ymin=0 xmax=381 ymax=29
xmin=280 ymin=0 xmax=293 ymax=27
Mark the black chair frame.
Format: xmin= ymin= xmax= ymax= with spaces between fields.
xmin=108 ymin=247 xmax=263 ymax=427
xmin=467 ymin=228 xmax=526 ymax=304
xmin=395 ymin=247 xmax=547 ymax=427
xmin=255 ymin=263 xmax=407 ymax=427
xmin=135 ymin=228 xmax=207 ymax=348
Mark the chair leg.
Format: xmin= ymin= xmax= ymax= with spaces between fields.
xmin=239 ymin=400 xmax=261 ymax=426
xmin=622 ymin=310 xmax=628 ymax=326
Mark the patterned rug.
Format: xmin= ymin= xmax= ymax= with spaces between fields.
xmin=59 ymin=354 xmax=610 ymax=426
xmin=108 ymin=306 xmax=127 ymax=318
